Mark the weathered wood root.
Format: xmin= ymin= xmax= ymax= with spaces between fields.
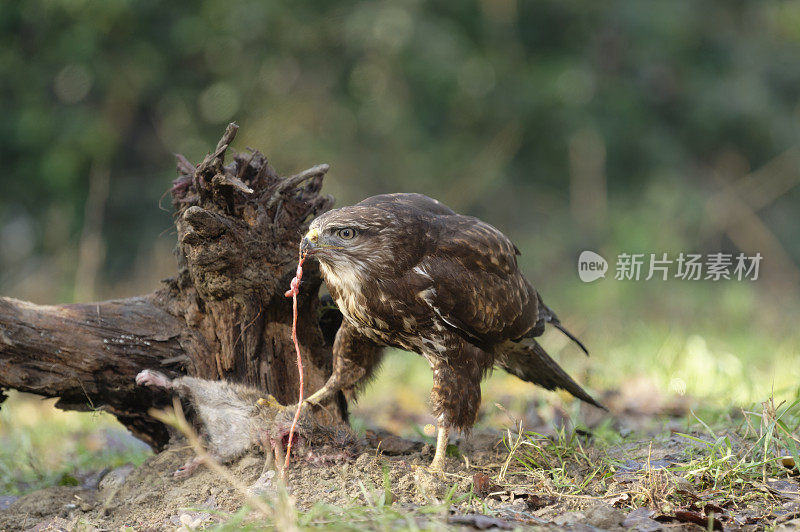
xmin=0 ymin=123 xmax=344 ymax=448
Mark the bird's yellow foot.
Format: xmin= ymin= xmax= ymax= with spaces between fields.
xmin=427 ymin=465 xmax=447 ymax=480
xmin=257 ymin=395 xmax=286 ymax=412
xmin=428 ymin=459 xmax=445 ymax=473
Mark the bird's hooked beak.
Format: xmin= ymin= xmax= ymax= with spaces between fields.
xmin=300 ymin=227 xmax=319 ymax=255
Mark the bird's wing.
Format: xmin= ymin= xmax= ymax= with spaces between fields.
xmin=415 ymin=215 xmax=539 ymax=345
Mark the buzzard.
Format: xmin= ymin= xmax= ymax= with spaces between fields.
xmin=301 ymin=193 xmax=603 ymax=471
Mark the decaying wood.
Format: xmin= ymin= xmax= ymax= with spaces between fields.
xmin=0 ymin=296 xmax=188 ymax=447
xmin=0 ymin=123 xmax=344 ymax=449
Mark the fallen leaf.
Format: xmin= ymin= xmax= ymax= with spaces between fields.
xmin=603 ymin=492 xmax=629 ymax=507
xmin=448 ymin=514 xmax=513 ymax=530
xmin=366 ymin=431 xmax=423 ymax=455
xmin=523 ymin=493 xmax=555 ymax=510
xmin=472 ymin=473 xmax=494 ymax=498
xmin=675 ymin=488 xmax=699 ymax=501
xmin=703 ymin=501 xmax=726 ymax=516
xmin=674 ymin=509 xmax=723 ymax=530
xmin=766 ymin=479 xmax=800 ymax=501
xmin=622 ymin=507 xmax=661 ymax=532
xmin=484 ymin=488 xmax=555 ymax=510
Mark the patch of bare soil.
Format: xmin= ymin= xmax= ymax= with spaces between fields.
xmin=3 ymin=436 xmax=481 ymax=530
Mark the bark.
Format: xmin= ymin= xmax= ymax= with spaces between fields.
xmin=0 ymin=123 xmax=343 ymax=449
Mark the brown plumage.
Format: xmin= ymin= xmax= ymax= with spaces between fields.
xmin=301 ymin=193 xmax=603 ymax=470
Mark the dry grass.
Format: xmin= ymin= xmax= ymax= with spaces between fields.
xmin=3 ymin=386 xmax=800 ymax=529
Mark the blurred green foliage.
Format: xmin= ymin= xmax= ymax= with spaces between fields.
xmin=0 ymin=391 xmax=150 ymax=495
xmin=1 ymin=1 xmax=799 ymax=405
xmin=3 ymin=0 xmax=800 ymax=291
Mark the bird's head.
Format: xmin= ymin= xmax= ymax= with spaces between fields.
xmin=300 ymin=205 xmax=424 ymax=280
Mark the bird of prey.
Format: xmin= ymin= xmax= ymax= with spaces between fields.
xmin=301 ymin=193 xmax=603 ymax=471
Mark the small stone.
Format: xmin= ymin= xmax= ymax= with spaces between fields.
xmin=354 ymin=453 xmax=373 ymax=469
xmin=623 ymin=507 xmax=662 ymax=532
xmin=509 ymin=497 xmax=527 ymax=510
xmin=585 ymin=501 xmax=626 ymax=528
xmin=81 ymin=467 xmax=111 ymax=490
xmin=367 ymin=432 xmax=423 ymax=455
xmin=448 ymin=514 xmax=513 ymax=530
xmin=98 ymin=464 xmax=135 ymax=492
xmin=553 ymin=512 xmax=586 ymax=526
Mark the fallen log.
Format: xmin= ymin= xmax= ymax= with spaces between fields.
xmin=0 ymin=123 xmax=345 ymax=449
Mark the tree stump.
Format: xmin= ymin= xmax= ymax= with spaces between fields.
xmin=0 ymin=123 xmax=345 ymax=449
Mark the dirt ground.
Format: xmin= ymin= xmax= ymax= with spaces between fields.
xmin=2 ymin=424 xmax=797 ymax=531
xmin=3 ymin=381 xmax=800 ymax=531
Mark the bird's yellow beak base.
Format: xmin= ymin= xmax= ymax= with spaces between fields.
xmin=305 ymin=228 xmax=319 ymax=243
xmin=301 ymin=227 xmax=319 ymax=255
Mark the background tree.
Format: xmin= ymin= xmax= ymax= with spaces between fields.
xmin=1 ymin=0 xmax=799 ymax=440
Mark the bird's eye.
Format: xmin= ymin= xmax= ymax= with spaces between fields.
xmin=337 ymin=228 xmax=356 ymax=240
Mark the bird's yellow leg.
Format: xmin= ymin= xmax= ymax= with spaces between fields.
xmin=429 ymin=425 xmax=450 ymax=473
xmin=304 ymin=364 xmax=363 ymax=407
xmin=303 ymin=382 xmax=336 ymax=406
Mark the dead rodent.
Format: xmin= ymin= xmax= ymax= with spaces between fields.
xmin=135 ymin=369 xmax=361 ymax=478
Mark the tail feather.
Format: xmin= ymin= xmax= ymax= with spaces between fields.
xmin=497 ymin=338 xmax=605 ymax=410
